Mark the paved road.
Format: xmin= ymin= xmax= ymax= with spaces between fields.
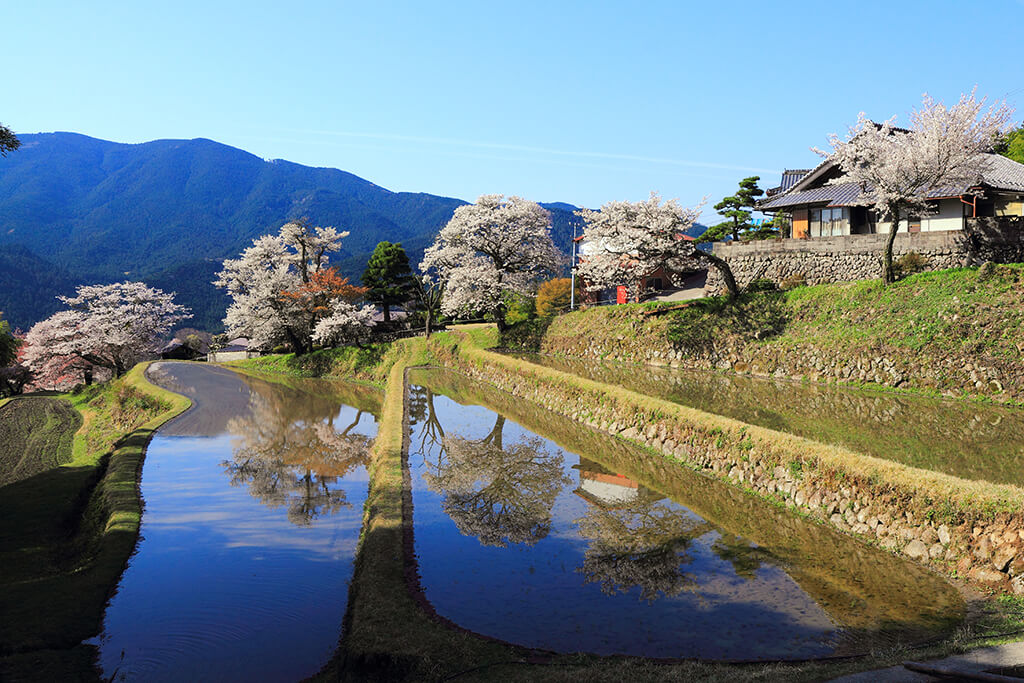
xmin=831 ymin=642 xmax=1024 ymax=682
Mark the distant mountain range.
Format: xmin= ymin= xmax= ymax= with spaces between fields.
xmin=0 ymin=132 xmax=703 ymax=331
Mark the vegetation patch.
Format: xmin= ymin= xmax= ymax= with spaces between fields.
xmin=226 ymin=342 xmax=395 ymax=387
xmin=0 ymin=362 xmax=190 ymax=679
xmin=541 ymin=264 xmax=1024 ymax=402
xmin=309 ymin=329 xmax=1017 ymax=680
xmin=0 ymin=397 xmax=81 ymax=487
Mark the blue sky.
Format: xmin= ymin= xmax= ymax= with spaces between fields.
xmin=5 ymin=1 xmax=1023 ymax=225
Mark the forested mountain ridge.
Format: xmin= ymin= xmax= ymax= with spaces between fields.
xmin=0 ymin=132 xmax=590 ymax=330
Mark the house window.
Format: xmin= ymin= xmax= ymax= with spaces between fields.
xmin=809 ymin=208 xmax=821 ymax=237
xmin=816 ymin=207 xmax=849 ymax=236
xmin=908 ymin=216 xmax=921 ymax=233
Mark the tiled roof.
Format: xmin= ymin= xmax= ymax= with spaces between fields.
xmin=767 ymin=169 xmax=811 ymax=196
xmin=981 ymin=154 xmax=1024 ymax=192
xmin=760 ymin=182 xmax=864 ymax=209
xmin=759 ymin=153 xmax=1024 ymax=210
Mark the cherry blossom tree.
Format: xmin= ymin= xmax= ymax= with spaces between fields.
xmin=576 ymin=193 xmax=739 ymax=299
xmin=821 ymin=90 xmax=1012 ymax=284
xmin=215 ymin=218 xmax=374 ymax=353
xmin=312 ymin=301 xmax=377 ymax=347
xmin=21 ymin=282 xmax=190 ymax=388
xmin=222 ymin=379 xmax=371 ymax=526
xmin=420 ymin=195 xmax=562 ymax=329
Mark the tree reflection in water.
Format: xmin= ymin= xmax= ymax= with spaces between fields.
xmin=222 ymin=383 xmax=371 ymax=526
xmin=575 ymin=490 xmax=713 ymax=602
xmin=421 ymin=409 xmax=570 ymax=547
xmin=573 ymin=460 xmax=774 ymax=601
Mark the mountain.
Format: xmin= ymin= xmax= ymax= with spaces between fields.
xmin=0 ymin=132 xmax=585 ymax=330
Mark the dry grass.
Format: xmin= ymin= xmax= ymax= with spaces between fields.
xmin=460 ymin=340 xmax=1024 ymax=521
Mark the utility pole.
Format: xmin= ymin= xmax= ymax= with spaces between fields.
xmin=569 ymin=222 xmax=578 ymax=310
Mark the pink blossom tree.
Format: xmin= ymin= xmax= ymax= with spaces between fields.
xmin=576 ymin=193 xmax=738 ymax=299
xmin=821 ymin=90 xmax=1012 ymax=284
xmin=215 ymin=219 xmax=375 ymax=353
xmin=420 ymin=195 xmax=562 ymax=329
xmin=21 ymin=282 xmax=190 ymax=388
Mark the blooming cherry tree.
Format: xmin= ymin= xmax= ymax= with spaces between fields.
xmin=420 ymin=195 xmax=562 ymax=327
xmin=576 ymin=192 xmax=739 ymax=299
xmin=215 ymin=219 xmax=375 ymax=353
xmin=21 ymin=282 xmax=190 ymax=388
xmin=312 ymin=302 xmax=377 ymax=347
xmin=821 ymin=90 xmax=1012 ymax=283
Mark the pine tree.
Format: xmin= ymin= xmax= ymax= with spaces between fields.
xmin=362 ymin=241 xmax=414 ymax=322
xmin=710 ymin=176 xmax=765 ymax=241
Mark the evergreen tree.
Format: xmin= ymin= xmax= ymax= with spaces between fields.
xmin=0 ymin=312 xmax=18 ymax=366
xmin=995 ymin=125 xmax=1024 ymax=164
xmin=362 ymin=241 xmax=414 ymax=322
xmin=0 ymin=123 xmax=19 ymax=157
xmin=707 ymin=176 xmax=765 ymax=241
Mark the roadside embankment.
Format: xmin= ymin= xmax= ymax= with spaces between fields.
xmin=316 ymin=333 xmax=886 ymax=681
xmin=428 ymin=330 xmax=1024 ymax=596
xmin=226 ymin=342 xmax=398 ymax=388
xmin=0 ymin=362 xmax=191 ymax=679
xmin=532 ymin=264 xmax=1024 ymax=403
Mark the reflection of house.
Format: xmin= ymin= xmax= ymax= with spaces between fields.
xmin=573 ymin=458 xmax=640 ymax=506
xmin=759 ymin=151 xmax=1024 ymax=237
xmin=208 ymin=337 xmax=258 ymax=363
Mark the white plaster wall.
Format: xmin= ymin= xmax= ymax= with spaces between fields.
xmin=923 ymin=199 xmax=965 ymax=232
xmin=874 ymin=198 xmax=964 ymax=234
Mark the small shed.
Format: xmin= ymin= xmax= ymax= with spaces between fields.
xmin=208 ymin=338 xmax=259 ymax=363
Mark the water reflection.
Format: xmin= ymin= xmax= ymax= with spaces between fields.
xmin=223 ymin=386 xmax=371 ymax=526
xmin=576 ymin=485 xmax=708 ymax=602
xmin=92 ymin=363 xmax=379 ymax=682
xmin=407 ymin=368 xmax=962 ymax=660
xmin=513 ymin=353 xmax=1024 ymax=486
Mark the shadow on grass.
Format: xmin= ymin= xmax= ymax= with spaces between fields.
xmin=0 ymin=425 xmax=159 ymax=680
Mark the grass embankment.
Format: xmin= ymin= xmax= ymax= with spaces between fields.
xmin=535 ymin=264 xmax=1024 ymax=402
xmin=0 ymin=363 xmax=191 ymax=679
xmin=464 ymin=336 xmax=1024 ymax=527
xmin=310 ymin=328 xmax=1023 ymax=681
xmin=0 ymin=397 xmax=82 ymax=487
xmin=312 ymin=334 xmax=812 ymax=681
xmin=226 ymin=342 xmax=397 ymax=388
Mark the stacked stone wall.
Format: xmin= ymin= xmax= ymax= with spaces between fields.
xmin=706 ymin=218 xmax=1024 ymax=294
xmin=432 ymin=338 xmax=1024 ymax=595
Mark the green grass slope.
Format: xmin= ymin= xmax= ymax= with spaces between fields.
xmin=0 ymin=364 xmax=190 ymax=680
xmin=0 ymin=397 xmax=82 ymax=487
xmin=537 ymin=264 xmax=1024 ymax=401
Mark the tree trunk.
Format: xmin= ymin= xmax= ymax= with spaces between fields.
xmin=882 ymin=203 xmax=900 ymax=285
xmin=383 ymin=303 xmax=391 ymax=322
xmin=700 ymin=251 xmax=739 ymax=300
xmin=425 ymin=309 xmax=432 ymax=338
xmin=286 ymin=328 xmax=309 ymax=356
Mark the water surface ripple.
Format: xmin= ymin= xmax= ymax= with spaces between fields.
xmin=406 ymin=368 xmax=962 ymax=660
xmin=91 ymin=362 xmax=379 ymax=682
xmin=512 ymin=353 xmax=1024 ymax=486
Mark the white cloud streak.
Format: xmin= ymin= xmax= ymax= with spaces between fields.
xmin=271 ymin=127 xmax=779 ymax=175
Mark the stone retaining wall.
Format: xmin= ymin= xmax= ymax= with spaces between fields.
xmin=706 ymin=217 xmax=1024 ymax=294
xmin=542 ymin=328 xmax=1024 ymax=404
xmin=433 ymin=338 xmax=1024 ymax=595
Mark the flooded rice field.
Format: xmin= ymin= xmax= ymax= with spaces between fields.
xmin=90 ymin=363 xmax=379 ymax=682
xmin=513 ymin=353 xmax=1024 ymax=486
xmin=405 ymin=367 xmax=962 ymax=660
